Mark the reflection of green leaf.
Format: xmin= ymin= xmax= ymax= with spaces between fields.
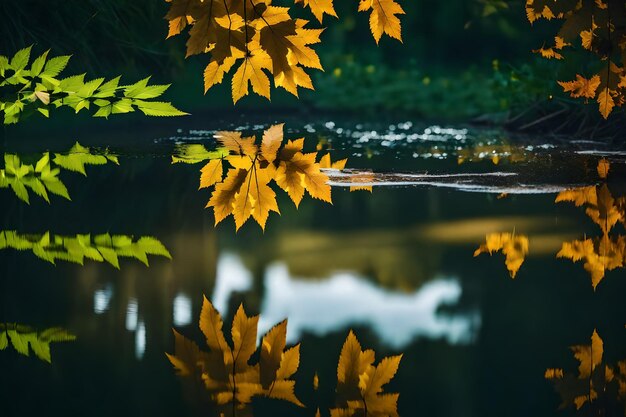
xmin=52 ymin=142 xmax=117 ymax=176
xmin=0 ymin=231 xmax=172 ymax=268
xmin=171 ymin=144 xmax=228 ymax=164
xmin=0 ymin=323 xmax=76 ymax=363
xmin=1 ymin=142 xmax=116 ymax=203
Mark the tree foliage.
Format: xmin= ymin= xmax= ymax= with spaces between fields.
xmin=0 ymin=46 xmax=187 ymax=124
xmin=164 ymin=0 xmax=404 ymax=103
xmin=527 ymin=0 xmax=626 ymax=118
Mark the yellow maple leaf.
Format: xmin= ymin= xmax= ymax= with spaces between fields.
xmin=199 ymin=158 xmax=223 ymax=189
xmin=598 ymin=88 xmax=616 ymax=119
xmin=558 ymin=74 xmax=600 ymax=99
xmin=474 ymin=232 xmax=529 ymax=278
xmin=296 ymin=0 xmax=337 ymax=23
xmin=332 ymin=331 xmax=402 ymax=417
xmin=319 ymin=153 xmax=348 ymax=169
xmin=231 ymin=44 xmax=273 ymax=104
xmin=359 ymin=0 xmax=405 ymax=44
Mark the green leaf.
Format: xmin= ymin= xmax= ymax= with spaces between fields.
xmin=123 ymin=77 xmax=151 ymax=98
xmin=10 ymin=180 xmax=30 ymax=204
xmin=30 ymin=50 xmax=50 ymax=76
xmin=43 ymin=55 xmax=71 ymax=77
xmin=135 ymin=100 xmax=188 ymax=117
xmin=10 ymin=46 xmax=32 ymax=70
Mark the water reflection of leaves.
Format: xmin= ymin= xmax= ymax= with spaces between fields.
xmin=556 ymin=162 xmax=626 ymax=289
xmin=197 ymin=124 xmax=347 ymax=231
xmin=457 ymin=144 xmax=531 ymax=165
xmin=557 ymin=235 xmax=625 ymax=290
xmin=331 ymin=331 xmax=402 ymax=417
xmin=166 ymin=296 xmax=303 ymax=417
xmin=171 ymin=144 xmax=229 ymax=165
xmin=474 ymin=232 xmax=529 ymax=278
xmin=0 ymin=142 xmax=118 ymax=204
xmin=0 ymin=323 xmax=75 ymax=363
xmin=546 ymin=329 xmax=626 ymax=413
xmin=556 ymin=184 xmax=625 ymax=235
xmin=0 ymin=231 xmax=171 ymax=268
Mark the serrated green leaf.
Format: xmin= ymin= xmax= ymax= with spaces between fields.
xmin=135 ymin=100 xmax=188 ymax=117
xmin=10 ymin=46 xmax=32 ymax=70
xmin=30 ymin=50 xmax=49 ymax=76
xmin=43 ymin=55 xmax=71 ymax=77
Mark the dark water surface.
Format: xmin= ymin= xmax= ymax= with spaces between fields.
xmin=1 ymin=116 xmax=626 ymax=417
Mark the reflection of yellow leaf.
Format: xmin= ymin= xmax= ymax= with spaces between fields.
xmin=474 ymin=233 xmax=529 ymax=278
xmin=545 ymin=329 xmax=619 ymax=411
xmin=557 ymin=235 xmax=625 ymax=289
xmin=597 ymin=158 xmax=610 ymax=179
xmin=166 ymin=297 xmax=304 ymax=416
xmin=556 ymin=185 xmax=624 ymax=234
xmin=349 ymin=171 xmax=374 ymax=192
xmin=332 ymin=331 xmax=402 ymax=417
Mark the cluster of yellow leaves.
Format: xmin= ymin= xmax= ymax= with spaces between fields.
xmin=164 ymin=0 xmax=404 ymax=103
xmin=199 ymin=124 xmax=347 ymax=230
xmin=474 ymin=232 xmax=529 ymax=278
xmin=526 ymin=0 xmax=626 ymax=118
xmin=556 ymin=160 xmax=626 ymax=289
xmin=166 ymin=296 xmax=303 ymax=417
xmin=546 ymin=329 xmax=626 ymax=412
xmin=330 ymin=331 xmax=402 ymax=417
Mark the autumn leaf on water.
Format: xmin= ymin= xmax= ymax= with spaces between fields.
xmin=331 ymin=330 xmax=402 ymax=417
xmin=474 ymin=232 xmax=529 ymax=278
xmin=545 ymin=330 xmax=626 ymax=412
xmin=200 ymin=124 xmax=341 ymax=230
xmin=166 ymin=296 xmax=304 ymax=416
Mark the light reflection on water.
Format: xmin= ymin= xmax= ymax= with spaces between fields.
xmin=211 ymin=253 xmax=479 ymax=348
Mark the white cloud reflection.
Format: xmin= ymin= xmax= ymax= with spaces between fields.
xmin=213 ymin=254 xmax=479 ymax=348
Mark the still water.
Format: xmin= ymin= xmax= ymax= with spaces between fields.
xmin=1 ymin=115 xmax=626 ymax=417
